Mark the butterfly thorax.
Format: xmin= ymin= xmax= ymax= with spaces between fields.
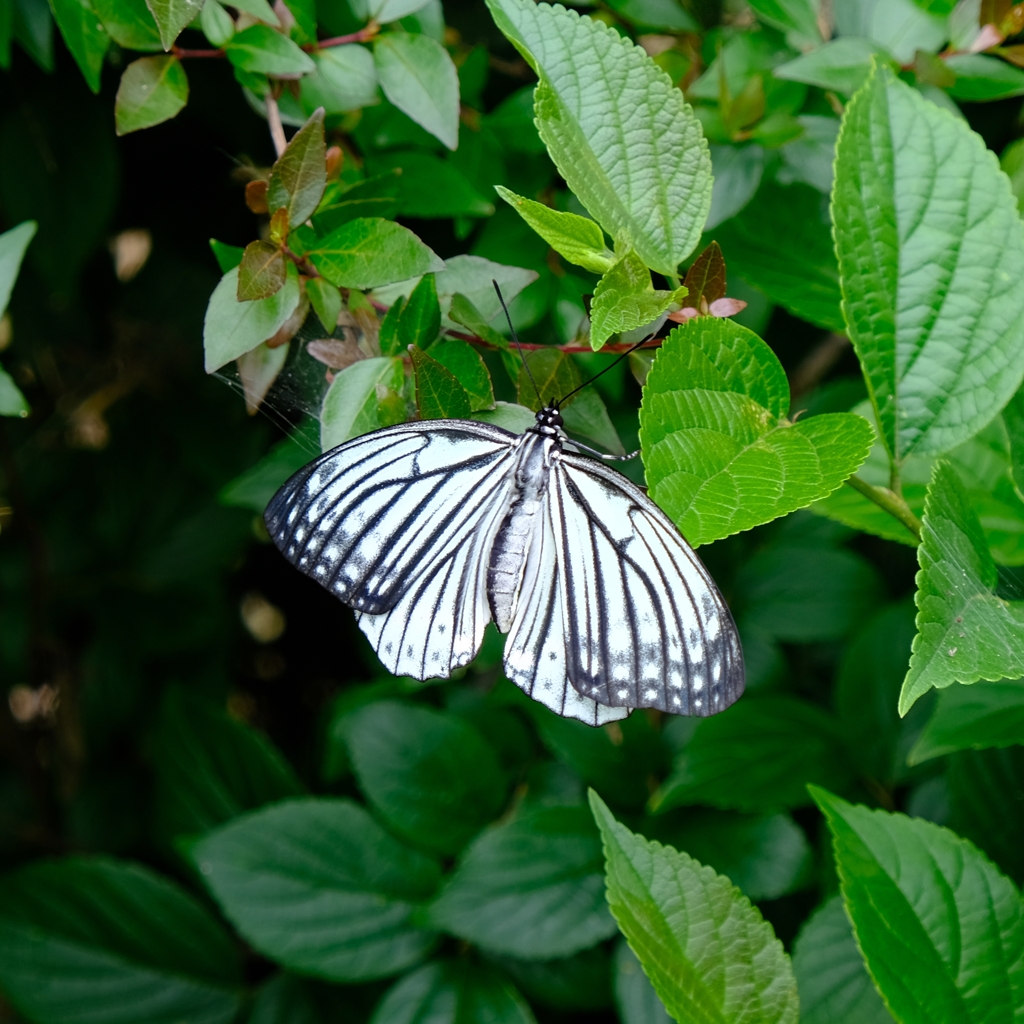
xmin=487 ymin=431 xmax=557 ymax=633
xmin=529 ymin=403 xmax=564 ymax=438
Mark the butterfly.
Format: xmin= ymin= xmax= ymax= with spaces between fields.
xmin=265 ymin=402 xmax=744 ymax=726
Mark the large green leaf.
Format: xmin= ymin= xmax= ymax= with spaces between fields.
xmin=591 ymin=791 xmax=799 ymax=1024
xmin=0 ymin=220 xmax=36 ymax=315
xmin=639 ymin=318 xmax=873 ymax=546
xmin=814 ymin=787 xmax=1024 ymax=1024
xmin=342 ymin=701 xmax=508 ymax=856
xmin=428 ymin=805 xmax=617 ymax=959
xmin=267 ymin=108 xmax=326 ymax=226
xmin=652 ymin=697 xmax=856 ymax=814
xmin=191 ymin=798 xmax=441 ymax=982
xmin=411 ymin=347 xmax=472 ymax=420
xmin=900 ymin=460 xmax=1024 ymax=715
xmin=0 ymin=857 xmax=242 ymax=1024
xmin=145 ymin=0 xmax=203 ymax=48
xmin=428 ymin=339 xmax=494 ymax=412
xmin=95 ymin=0 xmax=162 ymax=49
xmin=833 ymin=62 xmax=1024 ymax=461
xmin=308 ymin=218 xmax=444 ymax=289
xmin=486 ymin=0 xmax=711 ymax=276
xmin=319 ymin=356 xmax=405 ymax=450
xmin=114 ymin=53 xmax=188 ymax=136
xmin=51 ymin=0 xmax=109 ymax=92
xmin=225 ymin=24 xmax=315 ymax=76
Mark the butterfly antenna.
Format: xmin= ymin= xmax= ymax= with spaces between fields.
xmin=556 ymin=335 xmax=655 ymax=409
xmin=493 ymin=279 xmax=542 ymax=406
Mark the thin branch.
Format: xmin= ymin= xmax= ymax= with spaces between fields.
xmin=845 ymin=474 xmax=922 ymax=541
xmin=265 ymin=91 xmax=287 ymax=157
xmin=308 ymin=23 xmax=379 ymax=49
xmin=172 ymin=45 xmax=224 ymax=58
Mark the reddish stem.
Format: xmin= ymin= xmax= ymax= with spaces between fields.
xmin=307 ymin=24 xmax=379 ymax=50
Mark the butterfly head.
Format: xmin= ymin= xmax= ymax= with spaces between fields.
xmin=532 ymin=401 xmax=563 ymax=436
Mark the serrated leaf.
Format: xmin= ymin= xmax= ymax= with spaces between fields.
xmin=813 ymin=786 xmax=1024 ymax=1024
xmin=308 ymin=217 xmax=444 ymax=289
xmin=429 ymin=339 xmax=494 ymax=412
xmin=145 ymin=0 xmax=203 ymax=49
xmin=237 ymin=240 xmax=286 ymax=301
xmin=590 ymin=250 xmax=685 ymax=351
xmin=225 ymin=24 xmax=315 ymax=76
xmin=268 ymin=108 xmax=326 ymax=226
xmin=517 ymin=348 xmax=580 ymax=412
xmin=115 ymin=54 xmax=188 ymax=135
xmin=51 ymin=0 xmax=108 ymax=92
xmin=305 ymin=277 xmax=341 ymax=333
xmin=428 ymin=805 xmax=617 ymax=959
xmin=320 ymin=356 xmax=404 ymax=450
xmin=374 ymin=32 xmax=459 ymax=151
xmin=203 ymin=263 xmax=301 ymax=373
xmin=590 ymin=791 xmax=800 ymax=1024
xmin=652 ymin=697 xmax=856 ymax=815
xmin=900 ymin=460 xmax=1024 ymax=715
xmin=496 ymin=186 xmax=615 ymax=274
xmin=0 ymin=220 xmax=36 ymax=316
xmin=834 ymin=62 xmax=1024 ymax=461
xmin=192 ymin=798 xmax=441 ymax=982
xmin=412 ymin=347 xmax=472 ymax=420
xmin=487 ymin=0 xmax=711 ymax=276
xmin=639 ymin=318 xmax=874 ymax=547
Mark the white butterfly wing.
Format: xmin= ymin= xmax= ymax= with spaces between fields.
xmin=550 ymin=452 xmax=744 ymax=716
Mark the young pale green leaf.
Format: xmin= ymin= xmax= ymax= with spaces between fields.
xmin=398 ymin=273 xmax=441 ymax=350
xmin=342 ymin=696 xmax=505 ymax=856
xmin=199 ymin=0 xmax=234 ymax=47
xmin=94 ymin=0 xmax=163 ymax=50
xmin=0 ymin=365 xmax=29 ymax=418
xmin=713 ymin=180 xmax=844 ymax=332
xmin=373 ymin=32 xmax=459 ymax=151
xmin=590 ymin=250 xmax=686 ymax=351
xmin=0 ymin=220 xmax=36 ymax=315
xmin=946 ymin=54 xmax=1024 ymax=101
xmin=412 ymin=347 xmax=473 ymax=420
xmin=900 ymin=460 xmax=1024 ymax=715
xmin=652 ymin=697 xmax=856 ymax=815
xmin=305 ymin=277 xmax=341 ymax=333
xmin=487 ymin=0 xmax=711 ymax=276
xmin=209 ymin=238 xmax=244 ymax=273
xmin=775 ymin=38 xmax=892 ymax=96
xmin=0 ymin=857 xmax=242 ymax=1024
xmin=302 ymin=45 xmax=380 ymax=114
xmin=152 ymin=687 xmax=303 ymax=846
xmin=496 ymin=186 xmax=615 ymax=274
xmin=51 ymin=0 xmax=109 ymax=92
xmin=640 ymin=318 xmax=873 ymax=546
xmin=429 ymin=339 xmax=494 ymax=412
xmin=614 ymin=940 xmax=672 ymax=1024
xmin=268 ymin=108 xmax=326 ymax=226
xmin=145 ymin=0 xmax=204 ymax=49
xmin=308 ymin=218 xmax=444 ymax=289
xmin=320 ymin=356 xmax=404 ymax=450
xmin=834 ymin=62 xmax=1024 ymax=461
xmin=203 ymin=263 xmax=301 ymax=373
xmin=590 ymin=791 xmax=800 ymax=1024
xmin=792 ymin=896 xmax=894 ymax=1024
xmin=813 ymin=786 xmax=1024 ymax=1024
xmin=115 ymin=54 xmax=189 ymax=135
xmin=428 ymin=805 xmax=617 ymax=959
xmin=193 ymin=798 xmax=440 ymax=982
xmin=517 ymin=348 xmax=581 ymax=411
xmin=237 ymin=240 xmax=286 ymax=301
xmin=909 ymin=679 xmax=1024 ymax=764
xmin=370 ymin=961 xmax=536 ymax=1024
xmin=225 ymin=24 xmax=315 ymax=76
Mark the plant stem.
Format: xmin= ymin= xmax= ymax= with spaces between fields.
xmin=265 ymin=91 xmax=287 ymax=157
xmin=309 ymin=23 xmax=379 ymax=49
xmin=845 ymin=474 xmax=922 ymax=541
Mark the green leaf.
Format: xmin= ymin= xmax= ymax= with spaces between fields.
xmin=344 ymin=700 xmax=508 ymax=856
xmin=305 ymin=277 xmax=341 ymax=333
xmin=834 ymin=61 xmax=1024 ymax=461
xmin=220 ymin=420 xmax=318 ymax=512
xmin=153 ymin=687 xmax=303 ymax=846
xmin=590 ymin=791 xmax=800 ymax=1024
xmin=145 ymin=0 xmax=203 ymax=49
xmin=412 ymin=346 xmax=473 ymax=420
xmin=268 ymin=108 xmax=326 ymax=226
xmin=1001 ymin=138 xmax=1024 ymax=216
xmin=230 ymin=0 xmax=280 ymax=25
xmin=448 ymin=292 xmax=508 ymax=349
xmin=792 ymin=895 xmax=894 ymax=1024
xmin=487 ymin=0 xmax=712 ymax=276
xmin=652 ymin=697 xmax=856 ymax=815
xmin=428 ymin=339 xmax=494 ymax=412
xmin=613 ymin=941 xmax=672 ymax=1024
xmin=0 ymin=857 xmax=242 ymax=1024
xmin=497 ymin=946 xmax=612 ymax=1012
xmin=373 ymin=32 xmax=459 ymax=151
xmin=115 ymin=54 xmax=188 ymax=135
xmin=225 ymin=24 xmax=315 ymax=76
xmin=237 ymin=240 xmax=286 ymax=301
xmin=747 ymin=0 xmax=821 ymax=46
xmin=366 ymin=150 xmax=494 ymax=219
xmin=209 ymin=237 xmax=243 ymax=272
xmin=370 ymin=961 xmax=536 ymax=1024
xmin=496 ymin=186 xmax=615 ymax=274
xmin=517 ymin=348 xmax=580 ymax=411
xmin=0 ymin=220 xmax=36 ymax=316
xmin=203 ymin=263 xmax=301 ymax=373
xmin=398 ymin=273 xmax=441 ymax=350
xmin=320 ymin=356 xmax=405 ymax=450
xmin=302 ymin=45 xmax=380 ymax=114
xmin=590 ymin=250 xmax=686 ymax=351
xmin=428 ymin=805 xmax=617 ymax=958
xmin=308 ymin=217 xmax=444 ymax=289
xmin=199 ymin=0 xmax=233 ymax=47
xmin=1004 ymin=385 xmax=1024 ymax=501
xmin=713 ymin=180 xmax=844 ymax=332
xmin=813 ymin=786 xmax=1024 ymax=1024
xmin=910 ymin=679 xmax=1024 ymax=764
xmin=639 ymin=318 xmax=874 ymax=547
xmin=95 ymin=0 xmax=162 ymax=50
xmin=946 ymin=53 xmax=1024 ymax=101
xmin=775 ymin=37 xmax=892 ymax=96
xmin=0 ymin=365 xmax=29 ymax=418
xmin=192 ymin=798 xmax=441 ymax=982
xmin=312 ymin=173 xmax=401 ymax=233
xmin=562 ymin=388 xmax=625 ymax=455
xmin=249 ymin=974 xmax=323 ymax=1024
xmin=352 ymin=0 xmax=434 ymax=24
xmin=900 ymin=461 xmax=1024 ymax=714
xmin=51 ymin=0 xmax=109 ymax=92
